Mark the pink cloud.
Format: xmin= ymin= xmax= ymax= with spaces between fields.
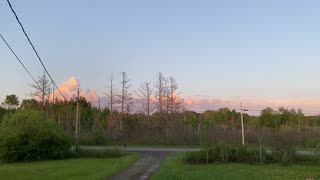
xmin=52 ymin=77 xmax=99 ymax=103
xmin=183 ymin=96 xmax=320 ymax=115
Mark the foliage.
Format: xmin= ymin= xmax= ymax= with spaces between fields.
xmin=2 ymin=94 xmax=19 ymax=111
xmin=184 ymin=143 xmax=267 ymax=164
xmin=259 ymin=107 xmax=280 ymax=129
xmin=79 ymin=130 xmax=110 ymax=145
xmin=303 ymin=136 xmax=320 ymax=148
xmin=3 ymin=93 xmax=320 ymax=147
xmin=0 ymin=107 xmax=7 ymax=122
xmin=19 ymin=99 xmax=41 ymax=110
xmin=315 ymin=143 xmax=320 ymax=155
xmin=0 ymin=109 xmax=71 ymax=162
xmin=184 ymin=139 xmax=320 ymax=166
xmin=270 ymin=135 xmax=297 ymax=165
xmin=72 ymin=149 xmax=124 ymax=158
xmin=294 ymin=154 xmax=320 ymax=165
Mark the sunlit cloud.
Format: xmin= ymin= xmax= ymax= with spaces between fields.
xmin=45 ymin=78 xmax=320 ymax=115
xmin=51 ymin=77 xmax=99 ymax=103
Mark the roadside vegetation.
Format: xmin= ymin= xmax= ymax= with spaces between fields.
xmin=150 ymin=153 xmax=320 ymax=180
xmin=0 ymin=109 xmax=71 ymax=162
xmin=184 ymin=141 xmax=320 ymax=165
xmin=0 ymin=108 xmax=139 ymax=179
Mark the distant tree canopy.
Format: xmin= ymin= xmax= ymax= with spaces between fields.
xmin=1 ymin=72 xmax=320 ymax=147
xmin=258 ymin=107 xmax=307 ymax=131
xmin=2 ymin=94 xmax=19 ymax=111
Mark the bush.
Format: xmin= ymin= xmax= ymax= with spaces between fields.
xmin=0 ymin=110 xmax=71 ymax=162
xmin=184 ymin=143 xmax=267 ymax=165
xmin=234 ymin=146 xmax=267 ymax=164
xmin=315 ymin=143 xmax=320 ymax=155
xmin=302 ymin=136 xmax=320 ymax=148
xmin=294 ymin=154 xmax=320 ymax=165
xmin=184 ymin=150 xmax=211 ymax=164
xmin=72 ymin=149 xmax=124 ymax=158
xmin=270 ymin=136 xmax=296 ymax=164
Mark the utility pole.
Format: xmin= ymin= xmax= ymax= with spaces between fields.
xmin=240 ymin=102 xmax=248 ymax=147
xmin=75 ymin=88 xmax=80 ymax=146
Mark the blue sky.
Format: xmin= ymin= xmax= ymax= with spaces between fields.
xmin=1 ymin=0 xmax=320 ymax=112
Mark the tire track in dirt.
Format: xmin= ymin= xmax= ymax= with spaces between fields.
xmin=110 ymin=151 xmax=169 ymax=180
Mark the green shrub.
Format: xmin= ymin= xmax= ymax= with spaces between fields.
xmin=314 ymin=142 xmax=320 ymax=155
xmin=0 ymin=110 xmax=71 ymax=162
xmin=214 ymin=142 xmax=232 ymax=162
xmin=303 ymin=136 xmax=320 ymax=148
xmin=183 ymin=150 xmax=211 ymax=164
xmin=72 ymin=149 xmax=124 ymax=158
xmin=294 ymin=154 xmax=320 ymax=165
xmin=233 ymin=146 xmax=266 ymax=164
xmin=271 ymin=145 xmax=296 ymax=164
xmin=184 ymin=143 xmax=267 ymax=164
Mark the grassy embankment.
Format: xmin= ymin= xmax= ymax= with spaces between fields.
xmin=0 ymin=152 xmax=140 ymax=180
xmin=150 ymin=152 xmax=320 ymax=180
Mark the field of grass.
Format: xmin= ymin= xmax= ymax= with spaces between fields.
xmin=150 ymin=153 xmax=320 ymax=180
xmin=0 ymin=152 xmax=140 ymax=180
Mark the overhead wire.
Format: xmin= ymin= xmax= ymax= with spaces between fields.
xmin=0 ymin=33 xmax=40 ymax=89
xmin=6 ymin=0 xmax=66 ymax=100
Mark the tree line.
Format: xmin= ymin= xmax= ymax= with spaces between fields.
xmin=1 ymin=72 xmax=320 ymax=145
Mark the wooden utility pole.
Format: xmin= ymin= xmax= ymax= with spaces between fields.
xmin=240 ymin=102 xmax=248 ymax=147
xmin=240 ymin=103 xmax=244 ymax=146
xmin=75 ymin=88 xmax=80 ymax=146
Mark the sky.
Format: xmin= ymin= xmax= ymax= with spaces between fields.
xmin=1 ymin=0 xmax=320 ymax=114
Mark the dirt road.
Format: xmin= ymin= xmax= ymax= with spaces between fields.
xmin=110 ymin=151 xmax=169 ymax=180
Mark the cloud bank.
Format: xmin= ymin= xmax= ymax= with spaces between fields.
xmin=183 ymin=96 xmax=320 ymax=115
xmin=53 ymin=77 xmax=99 ymax=102
xmin=49 ymin=77 xmax=320 ymax=115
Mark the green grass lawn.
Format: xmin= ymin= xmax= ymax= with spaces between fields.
xmin=0 ymin=152 xmax=140 ymax=180
xmin=150 ymin=153 xmax=320 ymax=180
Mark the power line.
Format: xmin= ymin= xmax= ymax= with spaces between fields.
xmin=6 ymin=0 xmax=66 ymax=100
xmin=0 ymin=33 xmax=40 ymax=89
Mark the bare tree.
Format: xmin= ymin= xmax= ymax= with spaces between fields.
xmin=168 ymin=76 xmax=183 ymax=133
xmin=105 ymin=73 xmax=117 ymax=136
xmin=164 ymin=86 xmax=170 ymax=137
xmin=31 ymin=71 xmax=51 ymax=109
xmin=139 ymin=81 xmax=154 ymax=136
xmin=119 ymin=72 xmax=133 ymax=134
xmin=154 ymin=72 xmax=166 ymax=135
